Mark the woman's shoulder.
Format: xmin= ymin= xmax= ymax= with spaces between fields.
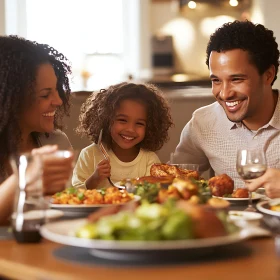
xmin=37 ymin=130 xmax=71 ymax=150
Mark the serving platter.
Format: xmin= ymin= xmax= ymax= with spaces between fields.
xmin=40 ymin=218 xmax=246 ymax=261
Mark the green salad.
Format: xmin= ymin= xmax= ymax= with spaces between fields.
xmin=76 ymin=201 xmax=194 ymax=241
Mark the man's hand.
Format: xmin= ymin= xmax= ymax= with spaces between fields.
xmin=248 ymin=168 xmax=280 ymax=198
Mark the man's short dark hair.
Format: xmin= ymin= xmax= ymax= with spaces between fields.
xmin=206 ymin=20 xmax=279 ymax=85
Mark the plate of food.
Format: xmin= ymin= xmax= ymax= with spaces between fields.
xmin=41 ymin=201 xmax=244 ymax=261
xmin=213 ymin=192 xmax=263 ymax=202
xmin=256 ymin=199 xmax=280 ymax=217
xmin=49 ymin=187 xmax=140 ymax=217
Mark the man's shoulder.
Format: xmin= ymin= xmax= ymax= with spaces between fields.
xmin=192 ymin=101 xmax=222 ymax=120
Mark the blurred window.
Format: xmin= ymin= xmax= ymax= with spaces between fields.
xmin=7 ymin=0 xmax=129 ymax=91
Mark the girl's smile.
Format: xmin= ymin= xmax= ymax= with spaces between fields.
xmin=110 ymin=99 xmax=147 ymax=160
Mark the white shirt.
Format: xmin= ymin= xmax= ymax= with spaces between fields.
xmin=72 ymin=143 xmax=161 ymax=188
xmin=174 ymin=90 xmax=280 ymax=188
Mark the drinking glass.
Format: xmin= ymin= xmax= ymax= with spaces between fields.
xmin=236 ymin=149 xmax=267 ymax=212
xmin=11 ymin=153 xmax=47 ymax=243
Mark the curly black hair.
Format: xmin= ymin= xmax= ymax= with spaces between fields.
xmin=76 ymin=82 xmax=173 ymax=151
xmin=206 ymin=20 xmax=279 ymax=85
xmin=0 ymin=35 xmax=72 ymax=176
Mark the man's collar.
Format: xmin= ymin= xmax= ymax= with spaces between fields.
xmin=268 ymin=89 xmax=280 ymax=129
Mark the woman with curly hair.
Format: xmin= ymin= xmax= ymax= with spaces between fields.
xmin=0 ymin=35 xmax=74 ymax=223
xmin=72 ymin=82 xmax=173 ymax=189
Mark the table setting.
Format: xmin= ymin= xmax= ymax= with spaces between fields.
xmin=1 ymin=149 xmax=280 ymax=280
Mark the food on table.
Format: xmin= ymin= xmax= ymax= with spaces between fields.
xmin=136 ymin=175 xmax=174 ymax=185
xmin=208 ymin=174 xmax=234 ymax=197
xmin=75 ymin=200 xmax=236 ymax=241
xmin=134 ymin=181 xmax=161 ymax=203
xmin=270 ymin=204 xmax=280 ymax=211
xmin=176 ymin=201 xmax=230 ymax=238
xmin=207 ymin=197 xmax=230 ymax=209
xmin=132 ymin=177 xmax=228 ymax=208
xmin=150 ymin=163 xmax=200 ymax=180
xmin=232 ymin=188 xmax=249 ymax=198
xmin=158 ymin=178 xmax=199 ymax=202
xmin=52 ymin=187 xmax=133 ymax=205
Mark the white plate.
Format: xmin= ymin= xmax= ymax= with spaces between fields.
xmin=40 ymin=218 xmax=244 ymax=252
xmin=50 ymin=196 xmax=140 ymax=217
xmin=213 ymin=192 xmax=263 ymax=201
xmin=229 ymin=211 xmax=263 ymax=221
xmin=228 ymin=211 xmax=263 ymax=227
xmin=256 ymin=199 xmax=280 ymax=217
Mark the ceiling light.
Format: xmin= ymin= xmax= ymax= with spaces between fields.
xmin=229 ymin=0 xmax=239 ymax=7
xmin=188 ymin=1 xmax=197 ymax=9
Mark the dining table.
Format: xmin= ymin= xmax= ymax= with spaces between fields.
xmin=1 ymin=196 xmax=280 ymax=280
xmin=0 ymin=230 xmax=279 ymax=280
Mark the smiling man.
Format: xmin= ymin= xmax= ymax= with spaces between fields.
xmin=174 ymin=20 xmax=280 ymax=190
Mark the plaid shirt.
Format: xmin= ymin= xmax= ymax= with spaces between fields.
xmin=174 ymin=90 xmax=280 ymax=188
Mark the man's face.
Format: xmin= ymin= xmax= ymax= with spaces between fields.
xmin=209 ymin=49 xmax=272 ymax=130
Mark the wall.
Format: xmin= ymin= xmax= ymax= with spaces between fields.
xmin=150 ymin=0 xmax=280 ymax=91
xmin=251 ymin=0 xmax=280 ymax=89
xmin=0 ymin=0 xmax=5 ymax=35
xmin=150 ymin=0 xmax=248 ymax=77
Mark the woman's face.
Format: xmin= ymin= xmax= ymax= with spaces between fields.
xmin=110 ymin=99 xmax=147 ymax=151
xmin=20 ymin=63 xmax=63 ymax=134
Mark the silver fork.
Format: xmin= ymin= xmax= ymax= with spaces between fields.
xmin=97 ymin=129 xmax=125 ymax=190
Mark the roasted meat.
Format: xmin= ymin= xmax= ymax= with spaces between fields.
xmin=232 ymin=188 xmax=249 ymax=198
xmin=208 ymin=174 xmax=234 ymax=197
xmin=150 ymin=163 xmax=200 ymax=180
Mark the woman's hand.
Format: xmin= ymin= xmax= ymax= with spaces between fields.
xmin=32 ymin=145 xmax=74 ymax=195
xmin=85 ymin=159 xmax=111 ymax=189
xmin=248 ymin=168 xmax=280 ymax=198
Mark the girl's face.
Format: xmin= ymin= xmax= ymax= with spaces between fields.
xmin=20 ymin=63 xmax=63 ymax=135
xmin=110 ymin=99 xmax=147 ymax=152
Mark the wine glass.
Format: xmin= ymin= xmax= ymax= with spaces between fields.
xmin=236 ymin=149 xmax=267 ymax=212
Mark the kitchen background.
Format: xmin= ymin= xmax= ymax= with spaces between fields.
xmin=0 ymin=0 xmax=279 ymax=173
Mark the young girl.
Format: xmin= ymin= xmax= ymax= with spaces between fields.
xmin=72 ymin=82 xmax=173 ymax=189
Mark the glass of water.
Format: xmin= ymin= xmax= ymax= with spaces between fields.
xmin=236 ymin=149 xmax=267 ymax=212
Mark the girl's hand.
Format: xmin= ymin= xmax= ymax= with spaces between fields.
xmin=85 ymin=159 xmax=111 ymax=189
xmin=93 ymin=159 xmax=111 ymax=181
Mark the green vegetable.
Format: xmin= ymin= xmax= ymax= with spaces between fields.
xmin=66 ymin=187 xmax=78 ymax=194
xmin=76 ymin=201 xmax=196 ymax=241
xmin=55 ymin=192 xmax=62 ymax=197
xmin=135 ymin=182 xmax=160 ymax=203
xmin=99 ymin=188 xmax=106 ymax=196
xmin=77 ymin=192 xmax=84 ymax=200
xmin=76 ymin=224 xmax=97 ymax=239
xmin=162 ymin=210 xmax=193 ymax=240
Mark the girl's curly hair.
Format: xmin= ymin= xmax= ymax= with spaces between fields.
xmin=206 ymin=20 xmax=279 ymax=85
xmin=76 ymin=82 xmax=173 ymax=151
xmin=0 ymin=35 xmax=72 ymax=176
